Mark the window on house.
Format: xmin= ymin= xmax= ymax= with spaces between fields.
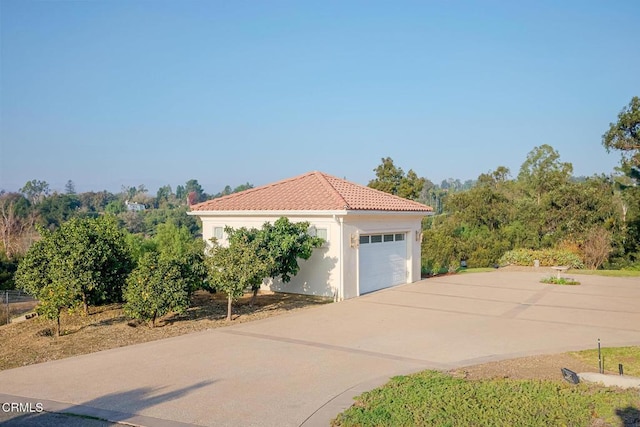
xmin=359 ymin=235 xmax=370 ymax=244
xmin=371 ymin=235 xmax=383 ymax=243
xmin=395 ymin=233 xmax=405 ymax=241
xmin=316 ymin=228 xmax=328 ymax=241
xmin=384 ymin=234 xmax=394 ymax=242
xmin=213 ymin=227 xmax=224 ymax=240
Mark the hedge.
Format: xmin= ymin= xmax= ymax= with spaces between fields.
xmin=499 ymin=248 xmax=584 ymax=269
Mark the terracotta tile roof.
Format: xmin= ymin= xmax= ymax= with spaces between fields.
xmin=190 ymin=171 xmax=433 ymax=212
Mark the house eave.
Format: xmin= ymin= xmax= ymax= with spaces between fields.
xmin=342 ymin=210 xmax=433 ymax=217
xmin=188 ymin=209 xmax=349 ymax=217
xmin=188 ymin=209 xmax=432 ymax=217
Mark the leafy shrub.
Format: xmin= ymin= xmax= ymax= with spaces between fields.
xmin=124 ymin=252 xmax=191 ymax=327
xmin=540 ymin=276 xmax=580 ymax=285
xmin=500 ymin=248 xmax=584 ymax=269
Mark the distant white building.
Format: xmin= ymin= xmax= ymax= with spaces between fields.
xmin=125 ymin=200 xmax=146 ymax=212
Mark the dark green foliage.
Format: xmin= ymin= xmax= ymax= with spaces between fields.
xmin=206 ymin=218 xmax=324 ymax=320
xmin=261 ymin=218 xmax=324 ymax=283
xmin=602 ymin=96 xmax=640 ymax=181
xmin=368 ymin=157 xmax=425 ymax=201
xmin=0 ymin=252 xmax=19 ymax=290
xmin=77 ymin=191 xmax=117 ymax=213
xmin=153 ymin=222 xmax=207 ymax=294
xmin=420 ymin=148 xmax=630 ymax=270
xmin=36 ymin=193 xmax=81 ymax=229
xmin=540 ymin=276 xmax=580 ymax=285
xmin=206 ymin=228 xmax=271 ymax=321
xmin=211 ymin=182 xmax=254 ymax=198
xmin=518 ymin=144 xmax=573 ymax=205
xmin=123 ymin=252 xmax=191 ymax=327
xmin=15 ymin=216 xmax=134 ymax=323
xmin=105 ymin=200 xmax=126 ymax=215
xmin=500 ymin=249 xmax=584 ymax=269
xmin=20 ymin=179 xmax=50 ymax=205
xmin=123 ymin=222 xmax=207 ymax=326
xmin=142 ymin=207 xmax=200 ymax=237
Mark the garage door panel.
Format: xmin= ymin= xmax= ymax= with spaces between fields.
xmin=359 ymin=235 xmax=407 ymax=295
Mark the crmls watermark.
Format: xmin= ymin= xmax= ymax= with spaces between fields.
xmin=1 ymin=402 xmax=44 ymax=413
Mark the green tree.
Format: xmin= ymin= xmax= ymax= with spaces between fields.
xmin=155 ymin=185 xmax=175 ymax=208
xmin=77 ymin=191 xmax=117 ymax=213
xmin=105 ymin=199 xmax=126 ymax=215
xmin=223 ymin=226 xmax=273 ymax=305
xmin=36 ymin=193 xmax=81 ymax=229
xmin=15 ymin=216 xmax=133 ymax=319
xmin=233 ymin=182 xmax=254 ymax=193
xmin=15 ymin=232 xmax=76 ymax=335
xmin=20 ymin=179 xmax=50 ymax=205
xmin=368 ymin=158 xmax=427 ymax=201
xmin=602 ymin=96 xmax=640 ymax=181
xmin=0 ymin=251 xmax=20 ymax=290
xmin=212 ymin=182 xmax=254 ymax=198
xmin=154 ymin=222 xmax=207 ymax=294
xmin=397 ymin=170 xmax=426 ymax=200
xmin=368 ymin=157 xmax=404 ymax=195
xmin=261 ymin=217 xmax=324 ymax=284
xmin=477 ymin=166 xmax=511 ymax=189
xmin=64 ymin=180 xmax=76 ymax=195
xmin=207 ymin=229 xmax=271 ymax=321
xmin=143 ymin=207 xmax=200 ymax=237
xmin=123 ymin=252 xmax=191 ymax=327
xmin=518 ymin=145 xmax=573 ymax=205
xmin=184 ymin=179 xmax=205 ymax=203
xmin=123 ymin=222 xmax=206 ymax=326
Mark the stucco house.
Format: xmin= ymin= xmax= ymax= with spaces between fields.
xmin=188 ymin=171 xmax=432 ymax=300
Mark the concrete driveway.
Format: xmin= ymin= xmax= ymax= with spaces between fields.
xmin=1 ymin=271 xmax=639 ymax=426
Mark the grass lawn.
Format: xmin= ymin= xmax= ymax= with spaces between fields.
xmin=458 ymin=268 xmax=496 ymax=274
xmin=334 ymin=347 xmax=640 ymax=426
xmin=568 ymin=269 xmax=640 ymax=277
xmin=571 ymin=346 xmax=640 ymax=377
xmin=332 ymin=370 xmax=640 ymax=427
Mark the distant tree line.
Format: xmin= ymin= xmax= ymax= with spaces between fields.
xmin=368 ymin=97 xmax=640 ymax=273
xmin=0 ymin=179 xmax=253 ymax=290
xmin=0 ymin=169 xmax=326 ymax=334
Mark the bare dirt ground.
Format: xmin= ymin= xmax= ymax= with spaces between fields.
xmin=451 ymin=353 xmax=597 ymax=381
xmin=0 ymin=290 xmax=330 ymax=371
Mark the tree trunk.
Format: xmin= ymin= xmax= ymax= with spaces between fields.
xmin=227 ymin=295 xmax=232 ymax=321
xmin=56 ymin=308 xmax=62 ymax=337
xmin=82 ymin=293 xmax=88 ymax=316
xmin=250 ymin=287 xmax=258 ymax=307
xmin=150 ymin=311 xmax=157 ymax=328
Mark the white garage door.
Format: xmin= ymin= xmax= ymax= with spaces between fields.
xmin=359 ymin=233 xmax=407 ymax=295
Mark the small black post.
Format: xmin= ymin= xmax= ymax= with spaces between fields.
xmin=619 ymin=364 xmax=624 ymax=376
xmin=598 ymin=339 xmax=602 ymax=374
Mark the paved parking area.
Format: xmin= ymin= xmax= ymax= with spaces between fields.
xmin=1 ymin=271 xmax=638 ymax=426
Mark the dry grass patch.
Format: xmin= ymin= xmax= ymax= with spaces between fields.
xmin=0 ymin=290 xmax=330 ymax=371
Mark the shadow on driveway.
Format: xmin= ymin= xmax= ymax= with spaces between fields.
xmin=1 ymin=381 xmax=213 ymax=427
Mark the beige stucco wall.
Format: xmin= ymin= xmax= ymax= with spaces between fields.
xmin=192 ymin=211 xmax=426 ymax=300
xmin=198 ymin=213 xmax=342 ymax=299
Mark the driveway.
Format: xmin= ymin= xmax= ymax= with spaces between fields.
xmin=1 ymin=271 xmax=639 ymax=426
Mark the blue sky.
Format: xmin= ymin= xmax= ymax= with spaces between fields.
xmin=1 ymin=0 xmax=638 ymax=195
